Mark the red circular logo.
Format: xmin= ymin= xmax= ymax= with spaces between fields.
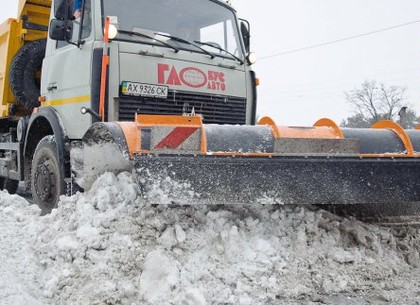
xmin=180 ymin=67 xmax=207 ymax=88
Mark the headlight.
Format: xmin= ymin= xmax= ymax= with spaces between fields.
xmin=247 ymin=52 xmax=257 ymax=65
xmin=108 ymin=24 xmax=118 ymax=40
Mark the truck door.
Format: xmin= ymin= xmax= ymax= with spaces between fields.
xmin=41 ymin=0 xmax=93 ymax=139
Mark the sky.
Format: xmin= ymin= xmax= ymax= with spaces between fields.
xmin=0 ymin=0 xmax=17 ymax=22
xmin=1 ymin=0 xmax=420 ymax=126
xmin=232 ymin=0 xmax=420 ymax=125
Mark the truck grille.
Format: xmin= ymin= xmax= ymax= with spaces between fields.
xmin=118 ymin=91 xmax=247 ymax=124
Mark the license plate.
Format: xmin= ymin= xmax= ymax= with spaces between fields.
xmin=121 ymin=81 xmax=168 ymax=98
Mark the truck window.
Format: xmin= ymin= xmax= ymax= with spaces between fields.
xmin=103 ymin=0 xmax=244 ymax=60
xmin=199 ymin=20 xmax=239 ymax=56
xmin=57 ymin=0 xmax=92 ymax=49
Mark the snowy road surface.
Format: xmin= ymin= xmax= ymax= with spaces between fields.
xmin=1 ymin=172 xmax=420 ymax=304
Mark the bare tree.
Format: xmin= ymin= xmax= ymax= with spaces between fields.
xmin=396 ymin=107 xmax=419 ymax=129
xmin=341 ymin=80 xmax=418 ymax=128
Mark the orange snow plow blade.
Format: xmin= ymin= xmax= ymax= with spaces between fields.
xmin=81 ymin=114 xmax=420 ymax=206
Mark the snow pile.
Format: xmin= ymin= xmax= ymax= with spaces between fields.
xmin=1 ymin=172 xmax=420 ymax=304
xmin=0 ymin=194 xmax=48 ymax=305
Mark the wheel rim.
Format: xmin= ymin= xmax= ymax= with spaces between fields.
xmin=34 ymin=157 xmax=57 ymax=206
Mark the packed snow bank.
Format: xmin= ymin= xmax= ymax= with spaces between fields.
xmin=1 ymin=172 xmax=420 ymax=304
xmin=0 ymin=194 xmax=48 ymax=305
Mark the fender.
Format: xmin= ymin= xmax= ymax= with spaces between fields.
xmin=24 ymin=107 xmax=70 ymax=187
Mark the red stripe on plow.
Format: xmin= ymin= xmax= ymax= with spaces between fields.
xmin=155 ymin=127 xmax=198 ymax=149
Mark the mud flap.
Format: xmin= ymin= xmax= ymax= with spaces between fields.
xmin=135 ymin=154 xmax=420 ymax=205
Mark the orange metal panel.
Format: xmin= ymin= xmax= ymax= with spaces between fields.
xmin=99 ymin=17 xmax=110 ymax=120
xmin=360 ymin=154 xmax=420 ymax=158
xmin=200 ymin=128 xmax=207 ymax=154
xmin=117 ymin=115 xmax=205 ymax=156
xmin=313 ymin=118 xmax=344 ymax=139
xmin=259 ymin=116 xmax=342 ymax=140
xmin=277 ymin=125 xmax=339 ymax=139
xmin=371 ymin=120 xmax=415 ymax=156
xmin=114 ymin=121 xmax=140 ymax=158
xmin=258 ymin=116 xmax=280 ymax=138
xmin=136 ymin=114 xmax=204 ymax=154
xmin=210 ymin=152 xmax=274 ymax=157
xmin=135 ymin=114 xmax=204 ymax=127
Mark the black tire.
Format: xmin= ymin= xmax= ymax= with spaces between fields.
xmin=31 ymin=136 xmax=64 ymax=214
xmin=9 ymin=39 xmax=47 ymax=110
xmin=0 ymin=177 xmax=19 ymax=194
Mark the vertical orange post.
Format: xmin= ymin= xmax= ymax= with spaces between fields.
xmin=99 ymin=17 xmax=110 ymax=121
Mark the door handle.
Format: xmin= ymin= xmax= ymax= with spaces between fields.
xmin=47 ymin=83 xmax=58 ymax=92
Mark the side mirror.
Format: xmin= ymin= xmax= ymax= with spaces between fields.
xmin=240 ymin=20 xmax=251 ymax=53
xmin=49 ymin=19 xmax=73 ymax=41
xmin=54 ymin=0 xmax=72 ymax=20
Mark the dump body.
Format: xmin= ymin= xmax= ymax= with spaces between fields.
xmin=0 ymin=0 xmax=50 ymax=117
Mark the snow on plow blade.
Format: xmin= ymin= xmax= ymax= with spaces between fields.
xmin=135 ymin=155 xmax=420 ymax=205
xmin=82 ymin=115 xmax=420 ymax=206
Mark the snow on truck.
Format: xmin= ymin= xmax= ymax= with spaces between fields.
xmin=1 ymin=0 xmax=420 ymax=214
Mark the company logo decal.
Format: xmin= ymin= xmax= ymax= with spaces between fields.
xmin=158 ymin=64 xmax=226 ymax=91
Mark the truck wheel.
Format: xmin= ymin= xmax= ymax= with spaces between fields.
xmin=0 ymin=178 xmax=19 ymax=194
xmin=9 ymin=39 xmax=47 ymax=110
xmin=31 ymin=136 xmax=64 ymax=214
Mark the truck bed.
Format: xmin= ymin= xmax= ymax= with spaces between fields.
xmin=0 ymin=0 xmax=50 ymax=117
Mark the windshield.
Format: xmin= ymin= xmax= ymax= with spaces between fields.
xmin=103 ymin=0 xmax=244 ymax=60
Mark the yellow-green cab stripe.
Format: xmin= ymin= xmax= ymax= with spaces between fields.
xmin=42 ymin=95 xmax=90 ymax=106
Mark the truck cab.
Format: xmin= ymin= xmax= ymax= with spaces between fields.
xmin=43 ymin=0 xmax=257 ymax=139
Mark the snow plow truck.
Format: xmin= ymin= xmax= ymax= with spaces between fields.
xmin=1 ymin=0 xmax=420 ymax=214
